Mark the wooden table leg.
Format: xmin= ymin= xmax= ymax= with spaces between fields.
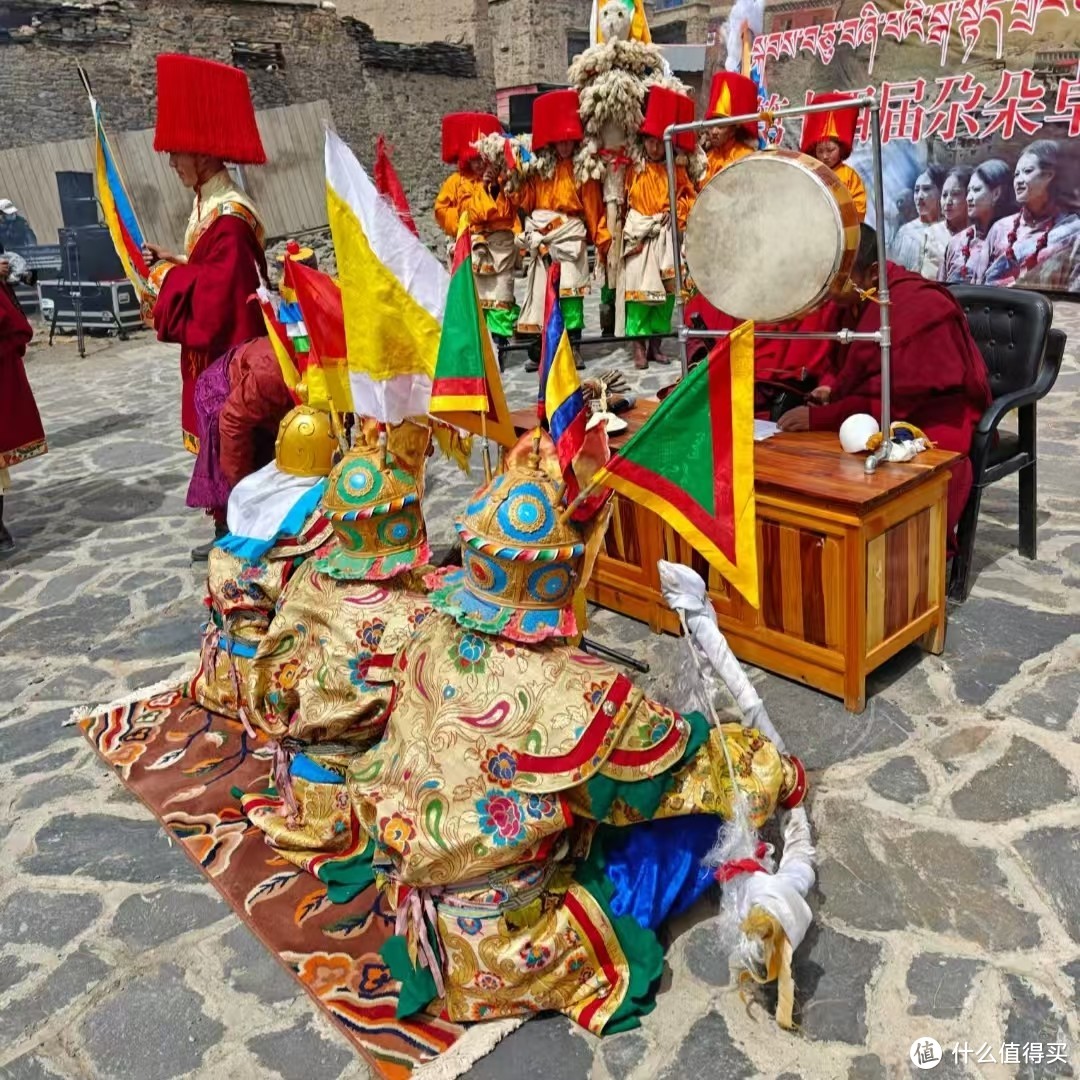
xmin=844 ymin=523 xmax=868 ymax=715
xmin=920 ymin=477 xmax=949 ymax=656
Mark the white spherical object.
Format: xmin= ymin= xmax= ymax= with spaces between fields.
xmin=839 ymin=413 xmax=880 ymax=454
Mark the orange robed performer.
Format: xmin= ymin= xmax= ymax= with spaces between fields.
xmin=779 ymin=227 xmax=991 ymax=551
xmin=433 ymin=112 xmax=501 ymax=242
xmin=141 ymin=55 xmax=268 ymax=455
xmin=801 ymin=92 xmax=867 ymax=222
xmin=700 ymin=72 xmax=759 ymax=186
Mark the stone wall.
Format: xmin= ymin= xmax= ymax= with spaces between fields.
xmin=332 ymin=0 xmax=494 ymax=80
xmin=489 ymin=0 xmax=589 ymax=91
xmin=0 ymin=0 xmax=496 ymax=246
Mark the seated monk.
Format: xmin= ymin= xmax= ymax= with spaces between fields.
xmin=683 ymin=293 xmax=843 ymax=419
xmin=186 ymin=336 xmax=296 ymax=560
xmin=777 ymin=224 xmax=992 ymax=551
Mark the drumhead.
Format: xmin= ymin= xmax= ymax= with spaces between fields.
xmin=685 ymin=151 xmax=854 ymax=322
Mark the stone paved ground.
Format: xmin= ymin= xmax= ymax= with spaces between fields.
xmin=1 ymin=298 xmax=1079 ymax=1080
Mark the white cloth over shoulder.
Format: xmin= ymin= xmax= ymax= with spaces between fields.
xmin=226 ymin=461 xmax=324 ymax=543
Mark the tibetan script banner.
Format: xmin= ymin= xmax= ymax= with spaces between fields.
xmin=729 ymin=0 xmax=1080 ymax=292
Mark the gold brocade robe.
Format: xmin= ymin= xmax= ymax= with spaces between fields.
xmin=248 ymin=561 xmax=433 ymax=749
xmin=347 ymin=613 xmax=796 ymax=1032
xmin=187 ymin=510 xmax=333 ymax=719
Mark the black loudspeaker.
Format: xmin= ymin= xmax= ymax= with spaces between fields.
xmin=506 ymin=84 xmax=566 ymax=136
xmin=56 ymin=171 xmax=98 ymax=228
xmin=58 ymin=226 xmax=124 ymax=282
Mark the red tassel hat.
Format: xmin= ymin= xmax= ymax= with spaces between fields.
xmin=532 ymin=89 xmax=584 ymax=150
xmin=707 ymin=72 xmax=760 ymax=140
xmin=800 ymin=91 xmax=860 ymax=161
xmin=640 ymin=86 xmax=697 ymax=153
xmin=441 ymin=112 xmax=502 ymax=166
xmin=154 ymin=54 xmax=266 ymax=165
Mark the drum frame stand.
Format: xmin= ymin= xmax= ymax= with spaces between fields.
xmin=662 ymin=96 xmax=893 ymax=472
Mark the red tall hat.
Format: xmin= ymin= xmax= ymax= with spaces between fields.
xmin=532 ymin=89 xmax=584 ymax=150
xmin=154 ymin=54 xmax=266 ymax=165
xmin=707 ymin=72 xmax=760 ymax=139
xmin=800 ymin=91 xmax=860 ymax=160
xmin=640 ymin=86 xmax=697 ymax=152
xmin=441 ymin=112 xmax=502 ymax=165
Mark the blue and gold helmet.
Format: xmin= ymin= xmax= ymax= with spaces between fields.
xmin=313 ymin=423 xmax=431 ymax=582
xmin=426 ymin=434 xmax=594 ymax=643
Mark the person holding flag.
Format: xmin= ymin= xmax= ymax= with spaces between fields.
xmin=516 ymin=89 xmax=611 ymax=372
xmin=140 ymin=54 xmax=269 ymax=465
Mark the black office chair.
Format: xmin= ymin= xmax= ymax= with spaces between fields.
xmin=947 ymin=285 xmax=1064 ymax=602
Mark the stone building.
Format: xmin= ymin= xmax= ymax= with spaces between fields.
xmin=0 ymin=0 xmax=496 ymax=242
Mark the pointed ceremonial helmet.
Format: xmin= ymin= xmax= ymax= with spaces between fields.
xmin=640 ymin=86 xmax=698 ymax=152
xmin=441 ymin=112 xmax=503 ymax=166
xmin=707 ymin=71 xmax=760 ymax=139
xmin=532 ymin=89 xmax=584 ymax=150
xmin=154 ymin=54 xmax=266 ymax=165
xmin=313 ymin=421 xmax=432 ymax=582
xmin=426 ymin=433 xmax=608 ymax=644
xmin=800 ymin=91 xmax=860 ymax=161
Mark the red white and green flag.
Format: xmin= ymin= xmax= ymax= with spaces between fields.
xmin=429 ymin=218 xmax=515 ymax=446
xmin=592 ymin=321 xmax=759 ymax=607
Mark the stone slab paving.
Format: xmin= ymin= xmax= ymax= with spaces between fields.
xmin=1 ymin=298 xmax=1079 ymax=1080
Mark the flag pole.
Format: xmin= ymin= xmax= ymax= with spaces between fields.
xmin=480 ymin=410 xmax=492 ymax=483
xmin=557 ymin=474 xmax=604 ymax=525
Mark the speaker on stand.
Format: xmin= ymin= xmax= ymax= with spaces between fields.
xmin=52 ymin=228 xmax=86 ymax=357
xmin=56 ymin=171 xmax=98 ymax=229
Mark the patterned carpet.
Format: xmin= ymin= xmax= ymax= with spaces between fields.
xmin=78 ymin=689 xmax=464 ymax=1080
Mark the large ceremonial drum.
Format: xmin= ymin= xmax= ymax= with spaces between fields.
xmin=684 ymin=150 xmax=861 ymax=322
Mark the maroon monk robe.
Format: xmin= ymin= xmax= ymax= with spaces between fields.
xmin=685 ymin=294 xmax=843 ymax=416
xmin=0 ymin=280 xmax=47 ymax=470
xmin=808 ymin=263 xmax=992 ymax=549
xmin=153 ymin=214 xmax=268 ymax=453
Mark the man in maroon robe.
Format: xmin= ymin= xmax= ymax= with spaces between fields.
xmin=0 ymin=254 xmax=47 ymax=553
xmin=185 ymin=336 xmax=295 ymax=558
xmin=141 ymin=54 xmax=269 ymax=557
xmin=778 ymin=225 xmax=992 ymax=551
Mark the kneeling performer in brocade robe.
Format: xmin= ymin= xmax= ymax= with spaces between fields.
xmin=187 ymin=405 xmax=337 ymax=720
xmin=347 ymin=434 xmax=807 ymax=1034
xmin=241 ymin=422 xmax=435 ymax=900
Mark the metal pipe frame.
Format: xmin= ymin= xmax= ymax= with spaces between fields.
xmin=661 ymin=94 xmax=893 ymax=471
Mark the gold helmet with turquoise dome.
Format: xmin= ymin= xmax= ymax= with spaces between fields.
xmin=425 ymin=432 xmax=608 ymax=644
xmin=313 ymin=421 xmax=431 ymax=581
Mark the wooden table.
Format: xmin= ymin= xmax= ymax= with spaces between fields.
xmin=512 ymin=402 xmax=958 ymax=713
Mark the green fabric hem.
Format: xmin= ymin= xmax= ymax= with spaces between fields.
xmin=319 ymin=837 xmax=377 ymax=904
xmin=575 ymin=829 xmax=666 ymax=1033
xmin=625 ymin=296 xmax=674 ymax=337
xmin=585 ymin=710 xmax=711 ymax=821
xmin=484 ymin=306 xmax=520 ymax=338
xmin=382 ymin=930 xmax=440 ymax=1019
xmin=560 ymin=296 xmax=585 ymax=330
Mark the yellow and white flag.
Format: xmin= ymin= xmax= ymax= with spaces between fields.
xmin=325 ymin=129 xmax=449 ymax=422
